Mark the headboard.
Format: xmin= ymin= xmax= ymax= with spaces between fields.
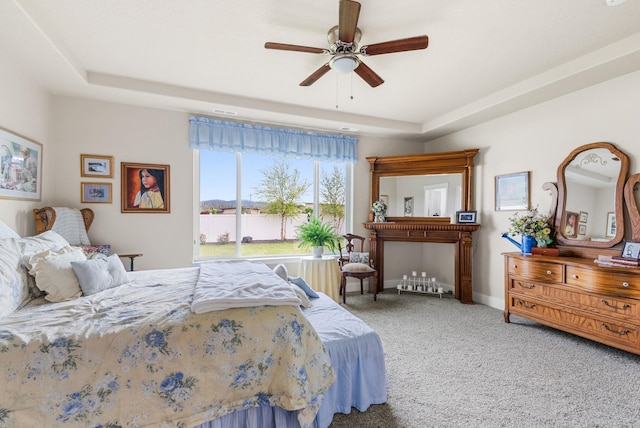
xmin=33 ymin=207 xmax=94 ymax=234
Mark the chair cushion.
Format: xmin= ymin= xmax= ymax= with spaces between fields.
xmin=71 ymin=254 xmax=129 ymax=296
xmin=79 ymin=244 xmax=111 ymax=257
xmin=349 ymin=252 xmax=370 ymax=264
xmin=342 ymin=262 xmax=375 ymax=273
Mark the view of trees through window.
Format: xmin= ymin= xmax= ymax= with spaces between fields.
xmin=199 ymin=150 xmax=348 ymax=258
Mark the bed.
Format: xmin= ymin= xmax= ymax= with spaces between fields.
xmin=0 ymin=226 xmax=387 ymax=428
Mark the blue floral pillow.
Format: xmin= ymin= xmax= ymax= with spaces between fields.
xmin=349 ymin=252 xmax=370 ymax=264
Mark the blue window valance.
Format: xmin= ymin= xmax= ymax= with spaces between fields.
xmin=189 ymin=116 xmax=358 ymax=163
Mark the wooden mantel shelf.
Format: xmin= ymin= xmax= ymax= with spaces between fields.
xmin=364 ymin=221 xmax=480 ymax=304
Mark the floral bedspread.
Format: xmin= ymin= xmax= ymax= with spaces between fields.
xmin=0 ymin=267 xmax=335 ymax=427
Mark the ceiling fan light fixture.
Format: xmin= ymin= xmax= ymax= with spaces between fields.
xmin=330 ymin=55 xmax=359 ymax=74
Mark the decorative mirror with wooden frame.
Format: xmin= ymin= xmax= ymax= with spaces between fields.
xmin=367 ymin=149 xmax=479 ymax=223
xmin=555 ymin=142 xmax=628 ymax=249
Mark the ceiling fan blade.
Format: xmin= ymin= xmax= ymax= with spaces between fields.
xmin=300 ymin=63 xmax=332 ymax=86
xmin=338 ymin=0 xmax=361 ymax=43
xmin=360 ymin=35 xmax=429 ymax=56
xmin=264 ymin=42 xmax=327 ymax=54
xmin=354 ymin=61 xmax=384 ymax=87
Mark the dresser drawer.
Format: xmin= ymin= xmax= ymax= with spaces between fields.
xmin=566 ymin=266 xmax=640 ymax=298
xmin=507 ymin=257 xmax=563 ymax=283
xmin=509 ymin=296 xmax=639 ymax=349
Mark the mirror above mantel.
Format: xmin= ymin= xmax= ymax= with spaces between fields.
xmin=367 ymin=149 xmax=479 ymax=223
xmin=555 ymin=142 xmax=629 ymax=249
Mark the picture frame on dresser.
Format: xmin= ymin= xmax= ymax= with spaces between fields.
xmin=621 ymin=241 xmax=640 ymax=259
xmin=456 ymin=210 xmax=477 ymax=224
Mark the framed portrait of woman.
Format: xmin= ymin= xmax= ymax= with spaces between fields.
xmin=121 ymin=162 xmax=170 ymax=213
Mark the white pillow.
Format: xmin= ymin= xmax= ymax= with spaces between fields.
xmin=0 ymin=238 xmax=30 ymax=318
xmin=342 ymin=263 xmax=375 ymax=273
xmin=0 ymin=220 xmax=20 ymax=239
xmin=19 ymin=230 xmax=71 ymax=266
xmin=71 ymin=254 xmax=129 ymax=296
xmin=273 ymin=263 xmax=289 ymax=282
xmin=28 ymin=246 xmax=87 ymax=302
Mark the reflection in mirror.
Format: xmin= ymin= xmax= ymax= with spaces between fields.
xmin=380 ymin=174 xmax=462 ymax=218
xmin=556 ymin=143 xmax=628 ymax=248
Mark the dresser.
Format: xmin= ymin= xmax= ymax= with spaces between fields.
xmin=504 ymin=253 xmax=640 ymax=355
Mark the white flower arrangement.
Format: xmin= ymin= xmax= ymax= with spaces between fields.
xmin=372 ymin=200 xmax=387 ymax=215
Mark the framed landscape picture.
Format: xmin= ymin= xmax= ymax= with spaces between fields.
xmin=121 ymin=162 xmax=170 ymax=213
xmin=495 ymin=171 xmax=529 ymax=211
xmin=0 ymin=126 xmax=42 ymax=201
xmin=81 ymin=182 xmax=112 ymax=203
xmin=81 ymin=154 xmax=114 ymax=178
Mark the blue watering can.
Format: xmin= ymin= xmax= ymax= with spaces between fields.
xmin=501 ymin=233 xmax=536 ymax=254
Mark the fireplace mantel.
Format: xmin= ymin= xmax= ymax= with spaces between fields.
xmin=364 ymin=221 xmax=480 ymax=304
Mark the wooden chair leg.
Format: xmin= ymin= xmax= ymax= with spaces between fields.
xmin=341 ymin=276 xmax=346 ymax=304
xmin=360 ymin=279 xmax=364 ymax=294
xmin=373 ymin=275 xmax=378 ymax=301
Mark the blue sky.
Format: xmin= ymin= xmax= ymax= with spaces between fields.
xmin=200 ymin=151 xmax=315 ymax=202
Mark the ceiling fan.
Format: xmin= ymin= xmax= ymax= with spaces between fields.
xmin=264 ymin=0 xmax=428 ymax=88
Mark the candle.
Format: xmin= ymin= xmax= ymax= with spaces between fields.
xmin=402 ymin=274 xmax=407 ymax=280
xmin=421 ymin=272 xmax=427 ymax=277
xmin=397 ymin=284 xmax=403 ymax=290
xmin=412 ymin=271 xmax=417 ymax=277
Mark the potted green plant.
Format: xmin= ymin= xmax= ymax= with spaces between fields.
xmin=296 ymin=216 xmax=339 ymax=258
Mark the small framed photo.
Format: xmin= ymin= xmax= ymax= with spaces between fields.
xmin=621 ymin=241 xmax=640 ymax=259
xmin=606 ymin=212 xmax=616 ymax=237
xmin=81 ymin=154 xmax=114 ymax=178
xmin=81 ymin=182 xmax=112 ymax=203
xmin=121 ymin=162 xmax=170 ymax=213
xmin=579 ymin=211 xmax=588 ymax=223
xmin=456 ymin=210 xmax=477 ymax=224
xmin=404 ymin=196 xmax=414 ymax=216
xmin=380 ymin=194 xmax=389 ymax=207
xmin=578 ymin=223 xmax=587 ymax=236
xmin=495 ymin=171 xmax=530 ymax=211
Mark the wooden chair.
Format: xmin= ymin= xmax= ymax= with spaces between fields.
xmin=33 ymin=207 xmax=142 ymax=271
xmin=338 ymin=233 xmax=378 ymax=303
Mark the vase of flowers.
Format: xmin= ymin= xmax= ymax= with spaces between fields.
xmin=372 ymin=199 xmax=387 ymax=223
xmin=504 ymin=206 xmax=554 ymax=254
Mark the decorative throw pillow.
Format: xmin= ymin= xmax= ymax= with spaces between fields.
xmin=342 ymin=263 xmax=375 ymax=273
xmin=349 ymin=252 xmax=370 ymax=264
xmin=19 ymin=230 xmax=71 ymax=267
xmin=0 ymin=238 xmax=30 ymax=319
xmin=79 ymin=244 xmax=111 ymax=257
xmin=71 ymin=254 xmax=129 ymax=296
xmin=28 ymin=246 xmax=87 ymax=302
xmin=273 ymin=263 xmax=289 ymax=282
xmin=288 ymin=276 xmax=320 ymax=299
xmin=0 ymin=220 xmax=20 ymax=239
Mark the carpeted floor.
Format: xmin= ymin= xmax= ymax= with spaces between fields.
xmin=328 ymin=291 xmax=640 ymax=428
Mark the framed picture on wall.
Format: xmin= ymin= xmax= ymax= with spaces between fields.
xmin=579 ymin=211 xmax=588 ymax=223
xmin=121 ymin=162 xmax=170 ymax=213
xmin=564 ymin=211 xmax=579 ymax=238
xmin=494 ymin=171 xmax=529 ymax=211
xmin=0 ymin=126 xmax=42 ymax=201
xmin=81 ymin=154 xmax=114 ymax=178
xmin=606 ymin=212 xmax=616 ymax=237
xmin=81 ymin=182 xmax=112 ymax=203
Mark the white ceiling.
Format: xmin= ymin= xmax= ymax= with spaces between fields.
xmin=1 ymin=0 xmax=640 ymax=140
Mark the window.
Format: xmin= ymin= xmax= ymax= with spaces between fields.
xmin=197 ymin=150 xmax=351 ymax=258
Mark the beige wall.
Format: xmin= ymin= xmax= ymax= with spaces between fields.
xmin=424 ymin=69 xmax=640 ymax=308
xmin=0 ymin=54 xmax=52 ymax=235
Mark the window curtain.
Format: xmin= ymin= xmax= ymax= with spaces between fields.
xmin=189 ymin=116 xmax=358 ymax=163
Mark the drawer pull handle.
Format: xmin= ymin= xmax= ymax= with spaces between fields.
xmin=601 ymin=299 xmax=631 ymax=310
xmin=572 ymin=274 xmax=578 ymax=279
xmin=546 ymin=270 xmax=552 ymax=275
xmin=512 ymin=264 xmax=518 ymax=269
xmin=601 ymin=323 xmax=631 ymax=336
xmin=521 ymin=284 xmax=535 ymax=289
xmin=622 ymin=282 xmax=630 ymax=288
xmin=518 ymin=301 xmax=536 ymax=309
